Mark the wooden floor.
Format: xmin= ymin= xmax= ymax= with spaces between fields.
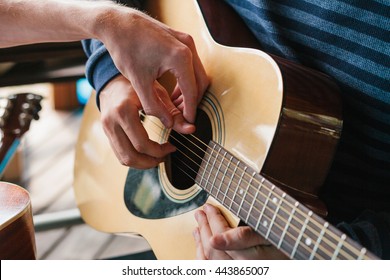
xmin=1 ymin=84 xmax=152 ymax=260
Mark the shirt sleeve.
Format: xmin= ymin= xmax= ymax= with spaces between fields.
xmin=81 ymin=0 xmax=144 ymax=109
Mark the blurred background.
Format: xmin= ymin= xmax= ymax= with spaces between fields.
xmin=0 ymin=42 xmax=151 ymax=260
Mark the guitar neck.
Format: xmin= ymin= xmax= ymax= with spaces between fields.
xmin=195 ymin=140 xmax=378 ymax=260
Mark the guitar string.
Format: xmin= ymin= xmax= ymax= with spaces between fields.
xmin=140 ymin=113 xmax=363 ymax=259
xmin=171 ymin=141 xmax=356 ymax=260
xmin=169 ymin=125 xmax=367 ymax=259
xmin=170 ymin=146 xmax=349 ymax=260
xmin=171 ymin=154 xmax=317 ymax=260
xmin=141 ymin=113 xmax=360 ymax=259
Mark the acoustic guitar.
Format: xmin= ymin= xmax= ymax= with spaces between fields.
xmin=73 ymin=0 xmax=378 ymax=259
xmin=0 ymin=93 xmax=41 ymax=259
xmin=0 ymin=93 xmax=42 ymax=260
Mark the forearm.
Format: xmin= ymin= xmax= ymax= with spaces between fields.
xmin=82 ymin=0 xmax=143 ymax=103
xmin=0 ymin=0 xmax=120 ymax=47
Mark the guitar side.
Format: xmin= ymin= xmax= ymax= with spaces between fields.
xmin=0 ymin=182 xmax=36 ymax=260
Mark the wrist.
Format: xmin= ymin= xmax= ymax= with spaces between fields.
xmin=91 ymin=4 xmax=138 ymax=42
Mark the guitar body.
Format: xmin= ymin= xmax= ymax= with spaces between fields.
xmin=0 ymin=182 xmax=36 ymax=259
xmin=74 ymin=0 xmax=342 ymax=259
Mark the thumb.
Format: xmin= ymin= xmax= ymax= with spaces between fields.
xmin=211 ymin=226 xmax=270 ymax=250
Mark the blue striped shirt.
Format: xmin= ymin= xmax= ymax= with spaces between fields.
xmin=223 ymin=0 xmax=390 ymax=258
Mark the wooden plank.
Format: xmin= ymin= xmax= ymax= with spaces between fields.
xmin=43 ymin=224 xmax=112 ymax=260
xmin=23 ymin=110 xmax=81 ymax=167
xmin=23 ymin=100 xmax=76 ymax=153
xmin=97 ymin=235 xmax=152 ymax=260
xmin=35 ymin=227 xmax=69 ymax=260
xmin=22 ymin=109 xmax=81 ymax=214
xmin=41 ymin=188 xmax=78 ymax=213
xmin=26 ymin=150 xmax=75 ymax=214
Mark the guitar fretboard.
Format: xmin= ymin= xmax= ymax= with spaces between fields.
xmin=195 ymin=141 xmax=377 ymax=260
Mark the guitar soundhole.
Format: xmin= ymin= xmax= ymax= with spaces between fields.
xmin=167 ymin=110 xmax=212 ymax=190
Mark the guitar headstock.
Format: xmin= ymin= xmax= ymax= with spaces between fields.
xmin=0 ymin=93 xmax=43 ymax=139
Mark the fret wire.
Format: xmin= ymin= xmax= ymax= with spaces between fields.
xmin=204 ymin=164 xmax=356 ymax=260
xmin=265 ymin=193 xmax=285 ymax=239
xmin=209 ymin=146 xmax=224 ymax=196
xmin=192 ymin=152 xmax=290 ymax=256
xmin=194 ymin=142 xmax=372 ymax=260
xmin=200 ymin=143 xmax=215 ymax=191
xmin=238 ymin=172 xmax=255 ymax=216
xmin=309 ymin=222 xmax=329 ymax=260
xmin=277 ymin=201 xmax=299 ymax=250
xmin=240 ymin=178 xmax=347 ymax=259
xmin=220 ymin=155 xmax=234 ymax=205
xmin=321 ymin=226 xmax=349 ymax=260
xmin=228 ymin=161 xmax=241 ymax=212
xmin=265 ymin=187 xmax=356 ymax=259
xmin=173 ymin=156 xmax=303 ymax=255
xmin=245 ymin=173 xmax=260 ymax=224
xmin=236 ymin=166 xmax=248 ymax=218
xmin=291 ymin=211 xmax=313 ymax=259
xmin=215 ymin=150 xmax=228 ymax=201
xmin=297 ymin=212 xmax=326 ymax=259
xmin=201 ymin=164 xmax=342 ymax=260
xmin=166 ymin=123 xmax=372 ymax=260
xmin=147 ymin=120 xmax=377 ymax=259
xmin=332 ymin=234 xmax=347 ymax=260
xmin=206 ymin=143 xmax=218 ymax=191
xmin=222 ymin=155 xmax=235 ymax=212
xmin=255 ymin=185 xmax=274 ymax=233
xmin=274 ymin=195 xmax=316 ymax=259
xmin=260 ymin=189 xmax=310 ymax=260
xmin=358 ymin=248 xmax=367 ymax=260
